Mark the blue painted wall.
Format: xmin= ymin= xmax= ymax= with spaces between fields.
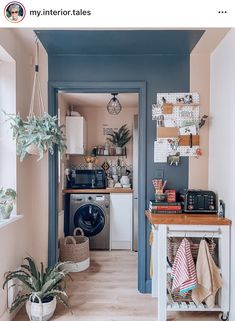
xmin=48 ymin=53 xmax=189 ymax=291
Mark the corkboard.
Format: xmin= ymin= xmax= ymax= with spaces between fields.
xmin=157 ymin=127 xmax=178 ymax=138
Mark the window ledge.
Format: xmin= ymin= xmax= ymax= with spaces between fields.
xmin=0 ymin=214 xmax=24 ymax=230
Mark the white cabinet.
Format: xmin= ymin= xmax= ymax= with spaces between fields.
xmin=110 ymin=193 xmax=133 ymax=250
xmin=66 ymin=116 xmax=86 ymax=154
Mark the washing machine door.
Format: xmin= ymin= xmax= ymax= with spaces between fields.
xmin=74 ymin=204 xmax=105 ymax=237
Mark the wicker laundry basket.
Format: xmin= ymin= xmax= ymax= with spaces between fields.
xmin=59 ymin=228 xmax=90 ymax=272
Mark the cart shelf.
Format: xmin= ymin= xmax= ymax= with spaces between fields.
xmin=146 ymin=211 xmax=231 ymax=321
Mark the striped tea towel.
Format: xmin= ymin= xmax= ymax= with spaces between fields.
xmin=171 ymin=238 xmax=198 ymax=294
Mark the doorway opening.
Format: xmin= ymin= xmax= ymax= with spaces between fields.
xmin=48 ymin=82 xmax=147 ymax=293
xmin=58 ymin=92 xmax=138 ymax=246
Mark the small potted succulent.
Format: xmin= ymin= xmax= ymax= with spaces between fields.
xmin=106 ymin=124 xmax=132 ymax=155
xmin=3 ymin=257 xmax=71 ymax=321
xmin=5 ymin=112 xmax=66 ymax=161
xmin=0 ymin=188 xmax=17 ymax=220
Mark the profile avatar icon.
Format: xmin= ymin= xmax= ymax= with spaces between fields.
xmin=5 ymin=2 xmax=25 ymax=23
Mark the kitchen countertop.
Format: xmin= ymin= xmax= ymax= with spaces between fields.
xmin=145 ymin=210 xmax=231 ymax=225
xmin=63 ymin=188 xmax=133 ymax=194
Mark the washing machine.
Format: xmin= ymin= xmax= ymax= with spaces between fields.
xmin=70 ymin=194 xmax=110 ymax=250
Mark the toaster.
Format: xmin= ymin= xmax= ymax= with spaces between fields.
xmin=180 ymin=190 xmax=217 ymax=213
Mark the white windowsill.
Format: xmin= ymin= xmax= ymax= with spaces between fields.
xmin=0 ymin=214 xmax=24 ymax=230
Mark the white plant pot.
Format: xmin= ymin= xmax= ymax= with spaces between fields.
xmin=0 ymin=204 xmax=13 ymax=220
xmin=26 ymin=297 xmax=56 ymax=321
xmin=115 ymin=147 xmax=122 ymax=155
xmin=120 ymin=175 xmax=130 ymax=186
xmin=26 ymin=144 xmax=39 ymax=155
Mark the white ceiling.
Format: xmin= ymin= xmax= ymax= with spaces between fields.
xmin=59 ymin=92 xmax=139 ymax=108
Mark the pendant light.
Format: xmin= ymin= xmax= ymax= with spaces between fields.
xmin=107 ymin=93 xmax=122 ymax=115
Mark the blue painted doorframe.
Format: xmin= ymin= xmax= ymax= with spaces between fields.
xmin=48 ymin=81 xmax=147 ymax=293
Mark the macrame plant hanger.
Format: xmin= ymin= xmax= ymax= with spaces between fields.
xmin=28 ymin=39 xmax=45 ymax=118
xmin=26 ymin=39 xmax=45 ymax=155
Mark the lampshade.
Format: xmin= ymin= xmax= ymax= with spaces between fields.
xmin=107 ymin=93 xmax=122 ymax=115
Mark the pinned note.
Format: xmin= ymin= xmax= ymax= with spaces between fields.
xmin=154 ymin=140 xmax=168 ymax=163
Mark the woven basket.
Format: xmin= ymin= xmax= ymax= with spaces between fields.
xmin=59 ymin=228 xmax=90 ymax=272
xmin=167 ymin=274 xmax=192 ymax=303
xmin=167 ymin=237 xmax=216 ymax=265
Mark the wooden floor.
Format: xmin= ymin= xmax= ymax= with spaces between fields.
xmin=15 ymin=251 xmax=219 ymax=321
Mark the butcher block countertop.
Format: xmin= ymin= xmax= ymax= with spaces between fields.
xmin=145 ymin=210 xmax=231 ymax=226
xmin=63 ymin=188 xmax=133 ymax=194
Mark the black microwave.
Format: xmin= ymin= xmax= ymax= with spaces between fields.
xmin=66 ymin=169 xmax=106 ymax=189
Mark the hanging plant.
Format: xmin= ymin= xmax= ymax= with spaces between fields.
xmin=6 ymin=112 xmax=66 ymax=161
xmin=4 ymin=40 xmax=66 ymax=161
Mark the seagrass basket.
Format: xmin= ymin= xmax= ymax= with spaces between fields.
xmin=167 ymin=274 xmax=193 ymax=303
xmin=59 ymin=227 xmax=90 ymax=272
xmin=167 ymin=237 xmax=216 ymax=265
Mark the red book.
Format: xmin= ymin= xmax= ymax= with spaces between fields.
xmin=151 ymin=205 xmax=182 ymax=211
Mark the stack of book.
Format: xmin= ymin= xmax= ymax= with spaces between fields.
xmin=149 ymin=201 xmax=182 ymax=214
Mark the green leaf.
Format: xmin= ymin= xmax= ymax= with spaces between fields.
xmin=9 ymin=294 xmax=29 ymax=313
xmin=106 ymin=124 xmax=132 ymax=147
xmin=3 ymin=273 xmax=34 ymax=291
xmin=24 ymin=257 xmax=39 ymax=280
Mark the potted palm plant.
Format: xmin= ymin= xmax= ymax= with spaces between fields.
xmin=0 ymin=188 xmax=17 ymax=220
xmin=106 ymin=124 xmax=132 ymax=155
xmin=5 ymin=112 xmax=66 ymax=161
xmin=3 ymin=257 xmax=71 ymax=321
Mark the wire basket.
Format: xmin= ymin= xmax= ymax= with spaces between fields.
xmin=167 ymin=237 xmax=216 ymax=265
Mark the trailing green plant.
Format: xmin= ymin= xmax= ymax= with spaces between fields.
xmin=5 ymin=112 xmax=66 ymax=161
xmin=0 ymin=188 xmax=17 ymax=219
xmin=106 ymin=124 xmax=132 ymax=147
xmin=3 ymin=257 xmax=71 ymax=312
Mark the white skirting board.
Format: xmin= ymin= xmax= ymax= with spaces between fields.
xmin=111 ymin=241 xmax=131 ymax=250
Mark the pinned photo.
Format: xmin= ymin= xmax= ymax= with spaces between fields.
xmin=4 ymin=1 xmax=26 ymax=23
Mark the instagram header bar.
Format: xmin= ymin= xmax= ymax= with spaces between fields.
xmin=1 ymin=0 xmax=235 ymax=27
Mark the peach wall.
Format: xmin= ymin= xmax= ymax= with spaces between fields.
xmin=0 ymin=30 xmax=48 ymax=321
xmin=0 ymin=29 xmax=33 ymax=321
xmin=189 ymin=29 xmax=229 ymax=189
xmin=189 ymin=53 xmax=210 ymax=189
xmin=68 ymin=104 xmax=138 ymax=168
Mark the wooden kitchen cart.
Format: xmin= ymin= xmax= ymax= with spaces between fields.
xmin=146 ymin=211 xmax=231 ymax=321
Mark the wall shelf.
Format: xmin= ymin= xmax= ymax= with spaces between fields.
xmin=94 ymin=147 xmax=127 ymax=157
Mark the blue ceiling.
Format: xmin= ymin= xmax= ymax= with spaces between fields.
xmin=35 ymin=30 xmax=204 ymax=55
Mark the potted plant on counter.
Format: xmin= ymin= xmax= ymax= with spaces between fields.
xmin=3 ymin=257 xmax=71 ymax=321
xmin=0 ymin=188 xmax=17 ymax=220
xmin=5 ymin=112 xmax=66 ymax=161
xmin=106 ymin=124 xmax=132 ymax=155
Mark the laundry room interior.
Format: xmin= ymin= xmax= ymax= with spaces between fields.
xmin=2 ymin=28 xmax=235 ymax=321
xmin=58 ymin=92 xmax=139 ymax=256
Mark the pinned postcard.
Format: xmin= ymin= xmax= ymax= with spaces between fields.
xmin=179 ymin=125 xmax=197 ymax=135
